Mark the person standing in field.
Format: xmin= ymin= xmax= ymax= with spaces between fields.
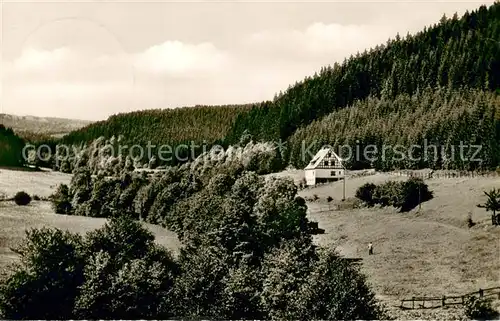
xmin=368 ymin=242 xmax=373 ymax=255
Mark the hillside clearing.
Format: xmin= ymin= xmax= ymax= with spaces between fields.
xmin=294 ymin=171 xmax=500 ymax=318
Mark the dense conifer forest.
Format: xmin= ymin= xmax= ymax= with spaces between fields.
xmin=226 ymin=4 xmax=500 ymax=143
xmin=287 ymin=88 xmax=500 ymax=170
xmin=60 ymin=104 xmax=254 ymax=165
xmin=26 ymin=3 xmax=500 ymax=171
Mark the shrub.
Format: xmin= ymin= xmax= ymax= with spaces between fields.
xmin=326 ymin=196 xmax=334 ymax=203
xmin=355 ymin=183 xmax=377 ymax=205
xmin=464 ymin=296 xmax=498 ymax=320
xmin=0 ymin=228 xmax=85 ymax=319
xmin=32 ymin=195 xmax=41 ymax=201
xmin=399 ymin=177 xmax=433 ymax=212
xmin=51 ymin=184 xmax=72 ymax=214
xmin=0 ymin=218 xmax=178 ymax=320
xmin=14 ymin=191 xmax=31 ymax=206
xmin=355 ymin=178 xmax=433 ymax=212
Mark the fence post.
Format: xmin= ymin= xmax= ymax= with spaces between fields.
xmin=412 ymin=297 xmax=415 ymax=309
xmin=462 ymin=296 xmax=464 ymax=305
xmin=479 ymin=288 xmax=483 ymax=298
xmin=442 ymin=295 xmax=446 ymax=307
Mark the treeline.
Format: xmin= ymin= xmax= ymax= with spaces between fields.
xmin=226 ymin=3 xmax=500 ymax=143
xmin=287 ymin=88 xmax=500 ymax=170
xmin=0 ymin=125 xmax=25 ymax=167
xmin=50 ymin=142 xmax=284 ymax=219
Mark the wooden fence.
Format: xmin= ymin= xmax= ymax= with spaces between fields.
xmin=399 ymin=286 xmax=500 ymax=310
xmin=389 ymin=170 xmax=500 ymax=180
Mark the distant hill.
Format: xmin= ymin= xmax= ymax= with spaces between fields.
xmin=0 ymin=114 xmax=92 ymax=141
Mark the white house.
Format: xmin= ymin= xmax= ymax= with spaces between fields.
xmin=304 ymin=147 xmax=345 ymax=186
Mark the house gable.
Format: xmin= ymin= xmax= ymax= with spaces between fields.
xmin=305 ymin=147 xmax=344 ymax=170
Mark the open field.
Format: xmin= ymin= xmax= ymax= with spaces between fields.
xmin=296 ymin=172 xmax=500 ymax=318
xmin=0 ymin=167 xmax=72 ymax=198
xmin=0 ymin=201 xmax=181 ymax=278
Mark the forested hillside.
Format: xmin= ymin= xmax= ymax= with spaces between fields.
xmin=226 ymin=4 xmax=499 ymax=143
xmin=0 ymin=125 xmax=25 ymax=167
xmin=56 ymin=3 xmax=500 ymax=170
xmin=61 ymin=104 xmax=253 ymax=163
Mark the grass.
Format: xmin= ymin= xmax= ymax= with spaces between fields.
xmin=297 ymin=171 xmax=500 ymax=319
xmin=0 ymin=168 xmax=72 ymax=198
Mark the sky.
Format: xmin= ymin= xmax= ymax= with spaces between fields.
xmin=0 ymin=0 xmax=495 ymax=121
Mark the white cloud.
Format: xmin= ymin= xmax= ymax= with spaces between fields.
xmin=12 ymin=47 xmax=72 ymax=72
xmin=134 ymin=41 xmax=229 ymax=76
xmin=243 ymin=23 xmax=396 ymax=61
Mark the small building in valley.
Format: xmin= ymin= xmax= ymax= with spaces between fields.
xmin=304 ymin=147 xmax=345 ymax=186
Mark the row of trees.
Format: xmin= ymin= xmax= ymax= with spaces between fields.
xmin=50 ymin=139 xmax=284 ymax=223
xmin=40 ymin=133 xmax=283 ymax=176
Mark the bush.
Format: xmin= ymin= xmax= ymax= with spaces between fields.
xmin=51 ymin=184 xmax=73 ymax=214
xmin=32 ymin=195 xmax=41 ymax=201
xmin=399 ymin=177 xmax=433 ymax=212
xmin=355 ymin=183 xmax=377 ymax=205
xmin=0 ymin=228 xmax=85 ymax=319
xmin=464 ymin=296 xmax=498 ymax=320
xmin=14 ymin=191 xmax=31 ymax=206
xmin=0 ymin=218 xmax=178 ymax=320
xmin=355 ymin=178 xmax=433 ymax=212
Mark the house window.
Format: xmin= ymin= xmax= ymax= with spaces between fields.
xmin=330 ymin=171 xmax=336 ymax=176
